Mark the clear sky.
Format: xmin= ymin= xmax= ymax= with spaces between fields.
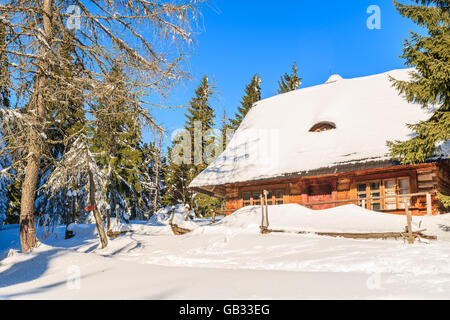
xmin=148 ymin=0 xmax=421 ymax=146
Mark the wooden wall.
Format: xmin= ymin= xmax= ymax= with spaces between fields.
xmin=224 ymin=162 xmax=449 ymax=216
xmin=437 ymin=161 xmax=450 ymax=213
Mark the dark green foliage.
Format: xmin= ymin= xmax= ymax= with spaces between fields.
xmin=219 ymin=109 xmax=230 ymax=151
xmin=35 ymin=30 xmax=87 ymax=224
xmin=229 ymin=74 xmax=262 ymax=130
xmin=184 ymin=76 xmax=216 ymax=164
xmin=388 ymin=0 xmax=449 ymax=204
xmin=163 ymin=76 xmax=222 ymax=216
xmin=91 ymin=64 xmax=146 ymax=220
xmin=277 ymin=62 xmax=302 ymax=94
xmin=5 ymin=178 xmax=21 ymax=224
xmin=46 ymin=30 xmax=86 ymax=158
xmin=140 ymin=142 xmax=166 ymax=216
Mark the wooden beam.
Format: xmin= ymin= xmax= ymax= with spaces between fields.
xmin=426 ymin=193 xmax=432 ymax=216
xmin=301 ymin=192 xmax=434 ymax=207
xmin=261 ymin=228 xmax=437 ymax=240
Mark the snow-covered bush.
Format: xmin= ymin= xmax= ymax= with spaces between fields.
xmin=148 ymin=204 xmax=196 ymax=226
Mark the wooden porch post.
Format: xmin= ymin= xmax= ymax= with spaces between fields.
xmin=426 ymin=193 xmax=432 ymax=216
xmin=264 ymin=190 xmax=269 ymax=228
xmin=405 ymin=200 xmax=414 ymax=244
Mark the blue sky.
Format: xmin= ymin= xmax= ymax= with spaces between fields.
xmin=148 ymin=0 xmax=421 ymax=146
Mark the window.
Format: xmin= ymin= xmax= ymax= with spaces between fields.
xmin=370 ymin=182 xmax=381 ymax=211
xmin=241 ymin=189 xmax=284 ymax=206
xmin=357 ymin=183 xmax=368 ymax=208
xmin=384 ymin=180 xmax=396 ymax=210
xmin=243 ymin=193 xmax=251 ymax=207
xmin=359 ymin=177 xmax=411 ymax=211
xmin=252 ymin=192 xmax=261 ymax=206
xmin=309 ymin=121 xmax=336 ymax=133
xmin=309 ymin=184 xmax=332 ymax=196
xmin=275 ymin=190 xmax=284 ymax=205
xmin=266 ymin=191 xmax=273 ymax=205
xmin=398 ymin=178 xmax=411 ymax=209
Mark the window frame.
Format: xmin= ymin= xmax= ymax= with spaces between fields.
xmin=358 ymin=177 xmax=411 ymax=211
xmin=241 ymin=188 xmax=285 ymax=206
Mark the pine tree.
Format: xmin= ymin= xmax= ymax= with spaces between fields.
xmin=229 ymin=74 xmax=262 ymax=130
xmin=45 ymin=135 xmax=108 ymax=248
xmin=139 ymin=141 xmax=166 ymax=218
xmin=45 ymin=30 xmax=87 ymax=159
xmin=220 ymin=109 xmax=230 ymax=151
xmin=35 ymin=30 xmax=87 ymax=228
xmin=184 ymin=76 xmax=216 ymax=165
xmin=91 ymin=64 xmax=146 ymax=221
xmin=5 ymin=179 xmax=21 ymax=224
xmin=163 ymin=152 xmax=193 ymax=208
xmin=388 ymin=0 xmax=449 ymax=206
xmin=164 ymin=76 xmax=221 ymax=215
xmin=277 ymin=62 xmax=302 ymax=94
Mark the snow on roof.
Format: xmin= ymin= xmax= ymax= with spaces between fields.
xmin=190 ymin=68 xmax=445 ymax=189
xmin=325 ymin=74 xmax=343 ymax=83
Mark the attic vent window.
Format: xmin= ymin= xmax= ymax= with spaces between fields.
xmin=309 ymin=121 xmax=336 ymax=133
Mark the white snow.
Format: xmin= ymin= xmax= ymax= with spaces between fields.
xmin=325 ymin=74 xmax=343 ymax=83
xmin=149 ymin=204 xmax=199 ymax=230
xmin=216 ymin=204 xmax=424 ymax=233
xmin=190 ymin=68 xmax=447 ymax=188
xmin=2 ymin=205 xmax=450 ymax=299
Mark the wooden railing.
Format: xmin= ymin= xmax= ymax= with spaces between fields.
xmin=216 ymin=192 xmax=435 ymax=217
xmin=301 ymin=192 xmax=434 ymax=215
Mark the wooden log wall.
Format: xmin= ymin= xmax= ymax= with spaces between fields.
xmin=437 ymin=161 xmax=450 ymax=213
xmin=223 ymin=163 xmax=447 ymax=215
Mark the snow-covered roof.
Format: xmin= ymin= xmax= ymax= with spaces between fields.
xmin=325 ymin=74 xmax=343 ymax=84
xmin=190 ymin=68 xmax=447 ymax=190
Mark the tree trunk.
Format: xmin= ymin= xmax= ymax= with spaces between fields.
xmin=185 ymin=205 xmax=189 ymax=221
xmin=86 ymin=150 xmax=108 ymax=248
xmin=19 ymin=153 xmax=39 ymax=252
xmin=19 ymin=0 xmax=53 ymax=253
xmin=153 ymin=132 xmax=162 ymax=215
xmin=106 ymin=208 xmax=111 ymax=231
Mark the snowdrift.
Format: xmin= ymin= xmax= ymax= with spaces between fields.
xmin=217 ymin=204 xmax=422 ymax=234
xmin=67 ymin=223 xmax=98 ymax=238
xmin=148 ymin=204 xmax=199 ymax=230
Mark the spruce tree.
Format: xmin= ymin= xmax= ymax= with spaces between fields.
xmin=140 ymin=141 xmax=166 ymax=217
xmin=277 ymin=62 xmax=302 ymax=94
xmin=388 ymin=0 xmax=449 ymax=206
xmin=164 ymin=76 xmax=221 ymax=215
xmin=91 ymin=64 xmax=145 ymax=220
xmin=220 ymin=109 xmax=230 ymax=151
xmin=36 ymin=30 xmax=87 ymax=226
xmin=163 ymin=152 xmax=193 ymax=208
xmin=229 ymin=74 xmax=262 ymax=130
xmin=184 ymin=76 xmax=216 ymax=165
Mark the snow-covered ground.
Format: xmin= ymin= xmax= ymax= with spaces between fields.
xmin=1 ymin=204 xmax=450 ymax=300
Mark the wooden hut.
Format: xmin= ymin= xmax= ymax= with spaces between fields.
xmin=190 ymin=69 xmax=450 ymax=216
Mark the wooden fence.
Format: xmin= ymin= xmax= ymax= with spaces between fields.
xmin=214 ymin=192 xmax=435 ymax=216
xmin=301 ymin=192 xmax=434 ymax=215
